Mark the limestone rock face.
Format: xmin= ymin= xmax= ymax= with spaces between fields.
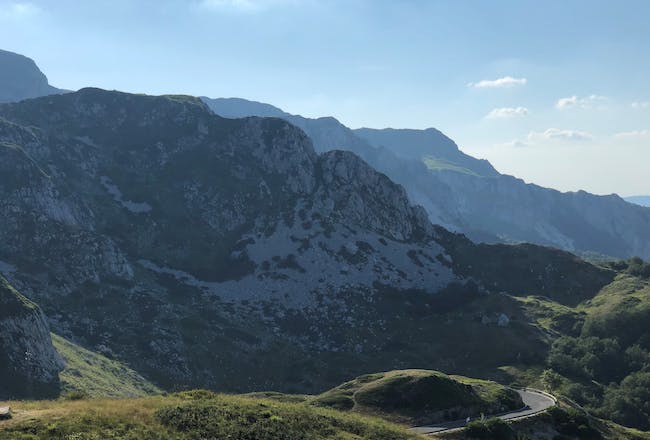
xmin=0 ymin=277 xmax=64 ymax=398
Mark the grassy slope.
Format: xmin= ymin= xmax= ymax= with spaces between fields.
xmin=422 ymin=157 xmax=479 ymax=176
xmin=579 ymin=273 xmax=650 ymax=335
xmin=0 ymin=276 xmax=38 ymax=319
xmin=0 ymin=392 xmax=424 ymax=440
xmin=312 ymin=370 xmax=522 ymax=425
xmin=53 ymin=334 xmax=161 ymax=398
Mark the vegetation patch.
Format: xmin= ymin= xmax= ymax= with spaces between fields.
xmin=423 ymin=157 xmax=479 ymax=176
xmin=312 ymin=370 xmax=522 ymax=425
xmin=0 ymin=393 xmax=423 ymax=440
xmin=0 ymin=276 xmax=38 ymax=319
xmin=465 ymin=417 xmax=516 ymax=440
xmin=53 ymin=334 xmax=162 ymax=398
xmin=546 ymin=406 xmax=602 ymax=439
xmin=531 ymin=274 xmax=650 ymax=431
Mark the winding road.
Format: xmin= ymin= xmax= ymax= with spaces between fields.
xmin=410 ymin=389 xmax=556 ymax=435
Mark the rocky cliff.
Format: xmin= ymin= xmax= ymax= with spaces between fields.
xmin=0 ymin=276 xmax=64 ymax=398
xmin=0 ymin=49 xmax=66 ymax=103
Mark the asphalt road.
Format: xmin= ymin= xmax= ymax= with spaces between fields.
xmin=410 ymin=389 xmax=556 ymax=435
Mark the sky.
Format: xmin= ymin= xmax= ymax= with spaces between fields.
xmin=1 ymin=0 xmax=649 ymax=196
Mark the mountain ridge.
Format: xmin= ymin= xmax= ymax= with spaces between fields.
xmin=354 ymin=127 xmax=498 ymax=177
xmin=202 ymin=96 xmax=650 ymax=260
xmin=625 ymin=195 xmax=650 ymax=207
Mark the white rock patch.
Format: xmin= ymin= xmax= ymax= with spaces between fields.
xmin=101 ymin=176 xmax=152 ymax=213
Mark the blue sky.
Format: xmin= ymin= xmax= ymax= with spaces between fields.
xmin=1 ymin=0 xmax=649 ymax=195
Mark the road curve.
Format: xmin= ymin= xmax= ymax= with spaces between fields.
xmin=410 ymin=388 xmax=556 ymax=435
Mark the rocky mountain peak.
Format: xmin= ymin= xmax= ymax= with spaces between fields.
xmin=0 ymin=49 xmax=65 ymax=103
xmin=317 ymin=150 xmax=431 ymax=241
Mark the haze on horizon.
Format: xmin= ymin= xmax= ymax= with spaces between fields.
xmin=1 ymin=0 xmax=648 ymax=196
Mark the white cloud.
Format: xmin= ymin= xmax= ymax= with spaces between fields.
xmin=615 ymin=130 xmax=650 ymax=139
xmin=197 ymin=0 xmax=293 ymax=13
xmin=556 ymin=94 xmax=607 ymax=110
xmin=499 ymin=139 xmax=529 ymax=148
xmin=499 ymin=128 xmax=593 ymax=150
xmin=631 ymin=101 xmax=650 ymax=109
xmin=528 ymin=128 xmax=593 ymax=142
xmin=0 ymin=2 xmax=41 ymax=19
xmin=468 ymin=76 xmax=527 ymax=88
xmin=485 ymin=106 xmax=529 ymax=119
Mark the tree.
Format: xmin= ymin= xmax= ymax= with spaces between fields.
xmin=541 ymin=369 xmax=562 ymax=392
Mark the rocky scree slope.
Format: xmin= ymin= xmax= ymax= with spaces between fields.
xmin=0 ymin=276 xmax=64 ymax=399
xmin=204 ymin=97 xmax=650 ymax=260
xmin=0 ymin=89 xmax=613 ymax=394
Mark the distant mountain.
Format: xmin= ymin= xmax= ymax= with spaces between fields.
xmin=626 ymin=196 xmax=650 ymax=207
xmin=0 ymin=49 xmax=66 ymax=103
xmin=202 ymin=97 xmax=374 ymax=155
xmin=354 ymin=127 xmax=498 ymax=177
xmin=200 ymin=97 xmax=287 ymax=119
xmin=203 ymin=97 xmax=650 ymax=260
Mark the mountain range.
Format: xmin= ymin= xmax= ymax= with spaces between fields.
xmin=203 ymin=97 xmax=650 ymax=261
xmin=1 ymin=49 xmax=650 ymax=434
xmin=2 ymin=47 xmax=648 ymax=261
xmin=0 ymin=87 xmax=615 ymax=393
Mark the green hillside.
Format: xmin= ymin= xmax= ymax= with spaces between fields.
xmin=505 ymin=269 xmax=650 ymax=431
xmin=312 ymin=369 xmax=522 ymax=425
xmin=0 ymin=392 xmax=424 ymax=440
xmin=53 ymin=334 xmax=161 ymax=398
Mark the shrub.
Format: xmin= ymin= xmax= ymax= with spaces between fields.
xmin=547 ymin=336 xmax=625 ymax=383
xmin=465 ymin=417 xmax=515 ymax=440
xmin=63 ymin=390 xmax=89 ymax=401
xmin=626 ymin=257 xmax=650 ymax=278
xmin=547 ymin=407 xmax=601 ymax=439
xmin=600 ymin=372 xmax=650 ymax=431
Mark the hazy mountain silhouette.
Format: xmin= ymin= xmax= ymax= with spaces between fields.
xmin=0 ymin=49 xmax=66 ymax=103
xmin=626 ymin=196 xmax=650 ymax=207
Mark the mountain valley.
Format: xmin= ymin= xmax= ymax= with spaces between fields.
xmin=0 ymin=50 xmax=649 ymax=439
